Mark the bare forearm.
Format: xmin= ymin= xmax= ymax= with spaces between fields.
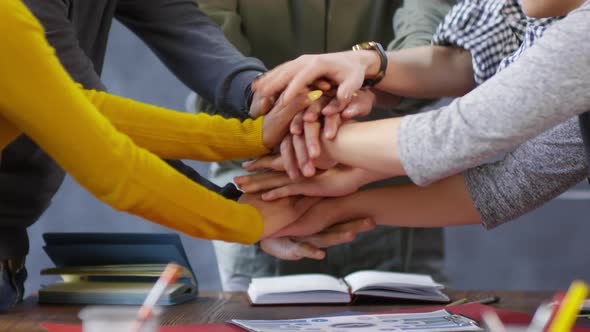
xmin=350 ymin=167 xmax=393 ymax=189
xmin=281 ymin=174 xmax=481 ymax=238
xmin=375 ymin=46 xmax=475 ymax=98
xmin=343 ymin=174 xmax=481 ymax=228
xmin=321 ymin=118 xmax=405 ymax=176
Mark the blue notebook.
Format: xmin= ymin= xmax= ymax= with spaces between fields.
xmin=38 ymin=233 xmax=198 ymax=306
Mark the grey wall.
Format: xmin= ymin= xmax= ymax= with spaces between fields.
xmin=25 ymin=21 xmax=590 ymax=296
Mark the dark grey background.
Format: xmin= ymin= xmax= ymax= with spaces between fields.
xmin=24 ymin=21 xmax=590 ymax=295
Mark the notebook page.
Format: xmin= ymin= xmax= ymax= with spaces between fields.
xmin=344 ymin=270 xmax=443 ymax=293
xmin=249 ymin=274 xmax=347 ymax=297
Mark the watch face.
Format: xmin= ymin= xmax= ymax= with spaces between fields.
xmin=353 ymin=41 xmax=379 ymax=52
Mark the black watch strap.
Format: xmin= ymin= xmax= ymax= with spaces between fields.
xmin=352 ymin=41 xmax=388 ymax=87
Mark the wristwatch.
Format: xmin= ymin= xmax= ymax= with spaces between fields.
xmin=352 ymin=41 xmax=388 ymax=87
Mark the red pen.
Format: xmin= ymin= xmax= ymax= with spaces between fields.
xmin=543 ymin=291 xmax=566 ymax=332
xmin=131 ymin=263 xmax=183 ymax=332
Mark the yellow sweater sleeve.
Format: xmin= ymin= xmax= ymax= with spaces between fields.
xmin=81 ymin=88 xmax=269 ymax=161
xmin=0 ymin=0 xmax=266 ymax=244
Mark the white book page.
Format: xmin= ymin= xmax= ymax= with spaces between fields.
xmin=344 ymin=270 xmax=443 ymax=293
xmin=249 ymin=274 xmax=348 ymax=296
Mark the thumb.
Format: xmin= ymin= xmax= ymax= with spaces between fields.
xmin=263 ymin=91 xmax=322 ymax=149
xmin=336 ymin=72 xmax=364 ymax=109
xmin=249 ymin=95 xmax=275 ymax=118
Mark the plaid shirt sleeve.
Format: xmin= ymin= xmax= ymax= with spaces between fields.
xmin=432 ymin=0 xmax=525 ymax=84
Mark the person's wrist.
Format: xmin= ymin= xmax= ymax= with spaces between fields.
xmin=351 ymin=167 xmax=377 ymax=189
xmin=352 ymin=42 xmax=387 ymax=87
xmin=357 ymin=50 xmax=381 ymax=79
xmin=245 ymin=72 xmax=266 ymax=111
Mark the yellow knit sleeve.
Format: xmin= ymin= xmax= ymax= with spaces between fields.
xmin=0 ymin=117 xmax=21 ymax=149
xmin=0 ymin=0 xmax=264 ymax=244
xmin=81 ymin=88 xmax=269 ymax=161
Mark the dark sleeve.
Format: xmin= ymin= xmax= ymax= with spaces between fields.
xmin=115 ymin=0 xmax=266 ymax=115
xmin=164 ymin=160 xmax=242 ymax=201
xmin=22 ymin=0 xmax=106 ymax=90
xmin=0 ymin=0 xmax=85 ymax=235
xmin=17 ymin=0 xmax=240 ymax=201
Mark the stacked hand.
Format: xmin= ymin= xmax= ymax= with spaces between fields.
xmin=244 ymin=52 xmax=397 ymax=261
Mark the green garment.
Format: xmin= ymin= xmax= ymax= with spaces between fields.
xmin=193 ymin=0 xmax=454 ymax=288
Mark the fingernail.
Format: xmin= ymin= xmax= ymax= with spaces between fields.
xmin=307 ymin=90 xmax=323 ymax=101
xmin=242 ymin=161 xmax=253 ymax=167
xmin=352 ymin=92 xmax=358 ymax=97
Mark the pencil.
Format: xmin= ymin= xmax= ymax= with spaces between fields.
xmin=467 ymin=296 xmax=500 ymax=305
xmin=446 ymin=298 xmax=468 ymax=306
xmin=548 ymin=280 xmax=589 ymax=332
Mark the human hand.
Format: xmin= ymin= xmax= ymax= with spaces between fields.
xmin=249 ymin=79 xmax=332 ymax=119
xmin=285 ymin=89 xmax=377 ymax=172
xmin=259 ymin=218 xmax=375 ymax=260
xmin=248 ymin=90 xmax=275 ymax=118
xmin=312 ymin=89 xmax=375 ymax=140
xmin=271 ymin=195 xmax=371 ymax=238
xmin=261 ymin=90 xmax=323 ymax=150
xmin=242 ymin=146 xmax=337 ymax=181
xmin=264 ymin=91 xmax=374 ymax=176
xmin=238 ymin=193 xmax=321 ymax=239
xmin=235 ymin=165 xmax=376 ymax=201
xmin=319 ymin=87 xmax=375 ymax=121
xmin=253 ymin=51 xmax=380 ymax=111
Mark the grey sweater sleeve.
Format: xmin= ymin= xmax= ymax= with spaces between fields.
xmin=398 ymin=2 xmax=590 ymax=186
xmin=464 ymin=118 xmax=588 ymax=229
xmin=115 ymin=0 xmax=266 ymax=114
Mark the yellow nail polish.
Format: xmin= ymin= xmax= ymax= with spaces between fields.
xmin=352 ymin=92 xmax=358 ymax=97
xmin=307 ymin=90 xmax=323 ymax=101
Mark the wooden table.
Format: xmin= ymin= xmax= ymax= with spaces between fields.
xmin=0 ymin=290 xmax=556 ymax=331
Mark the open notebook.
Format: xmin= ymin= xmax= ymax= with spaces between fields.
xmin=247 ymin=270 xmax=449 ymax=305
